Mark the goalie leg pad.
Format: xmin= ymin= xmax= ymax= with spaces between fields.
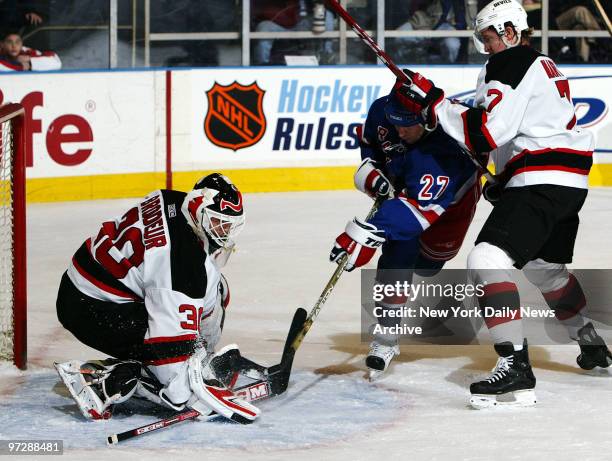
xmin=188 ymin=351 xmax=260 ymax=424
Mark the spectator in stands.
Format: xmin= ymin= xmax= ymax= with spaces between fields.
xmin=252 ymin=0 xmax=305 ymax=65
xmin=0 ymin=30 xmax=61 ymax=71
xmin=554 ymin=1 xmax=603 ymax=63
xmin=522 ymin=0 xmax=604 ymax=62
xmin=393 ymin=0 xmax=462 ymax=63
xmin=252 ymin=0 xmax=333 ymax=65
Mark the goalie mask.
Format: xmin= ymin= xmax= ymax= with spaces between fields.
xmin=182 ymin=173 xmax=245 ymax=251
xmin=473 ymin=0 xmax=528 ymax=54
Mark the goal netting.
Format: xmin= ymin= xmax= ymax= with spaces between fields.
xmin=0 ymin=103 xmax=26 ymax=369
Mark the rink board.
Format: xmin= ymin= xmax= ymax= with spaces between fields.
xmin=0 ymin=65 xmax=610 ymax=202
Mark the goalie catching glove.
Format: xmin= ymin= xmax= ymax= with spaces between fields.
xmin=354 ymin=158 xmax=393 ymax=199
xmin=392 ymin=69 xmax=444 ymax=131
xmin=330 ymin=218 xmax=385 ymax=271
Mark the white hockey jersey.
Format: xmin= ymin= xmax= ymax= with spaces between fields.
xmin=67 ymin=190 xmax=222 ymax=406
xmin=436 ymin=45 xmax=595 ymax=189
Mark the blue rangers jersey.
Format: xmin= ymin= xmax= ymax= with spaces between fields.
xmin=361 ymin=96 xmax=479 ymax=240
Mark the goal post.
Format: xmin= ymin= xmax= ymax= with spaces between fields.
xmin=0 ymin=103 xmax=27 ymax=370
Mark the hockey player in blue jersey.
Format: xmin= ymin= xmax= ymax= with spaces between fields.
xmin=330 ymin=92 xmax=482 ymax=379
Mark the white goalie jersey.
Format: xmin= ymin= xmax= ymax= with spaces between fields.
xmin=436 ymin=45 xmax=595 ymax=189
xmin=67 ymin=190 xmax=223 ymax=405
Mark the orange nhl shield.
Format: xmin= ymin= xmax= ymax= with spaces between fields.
xmin=204 ymin=82 xmax=266 ymax=151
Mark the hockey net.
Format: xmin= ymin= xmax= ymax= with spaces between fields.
xmin=0 ymin=103 xmax=26 ymax=370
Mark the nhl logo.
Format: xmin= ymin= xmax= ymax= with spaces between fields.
xmin=204 ymin=82 xmax=266 ymax=151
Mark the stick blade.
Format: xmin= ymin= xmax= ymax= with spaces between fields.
xmin=283 ymin=307 xmax=308 ymax=358
xmin=266 ymin=308 xmax=308 ymax=396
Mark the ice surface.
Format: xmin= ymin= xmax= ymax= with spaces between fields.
xmin=1 ymin=189 xmax=612 ymax=460
xmin=0 ymin=369 xmax=400 ymax=450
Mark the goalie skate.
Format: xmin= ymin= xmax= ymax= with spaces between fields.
xmin=54 ymin=360 xmax=140 ymax=420
xmin=366 ymin=341 xmax=399 ymax=381
xmin=469 ymin=340 xmax=536 ymax=410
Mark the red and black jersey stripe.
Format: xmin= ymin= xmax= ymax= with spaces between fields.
xmin=73 ymin=242 xmax=141 ymax=300
xmin=142 ymin=334 xmax=198 ymax=366
xmin=461 ymin=107 xmax=497 ymax=154
xmin=504 ymin=148 xmax=593 ymax=178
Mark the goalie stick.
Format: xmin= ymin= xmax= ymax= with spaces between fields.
xmin=324 ymin=0 xmax=497 ymax=184
xmin=107 ymin=321 xmax=306 ymax=445
xmin=107 ymin=361 xmax=293 ymax=445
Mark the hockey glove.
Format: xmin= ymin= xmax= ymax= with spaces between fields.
xmin=354 ymin=158 xmax=393 ymax=199
xmin=330 ymin=218 xmax=385 ymax=272
xmin=188 ymin=348 xmax=260 ymax=424
xmin=393 ymin=69 xmax=444 ymax=130
xmin=482 ymin=180 xmax=503 ymax=204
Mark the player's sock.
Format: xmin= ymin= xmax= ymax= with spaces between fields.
xmin=479 ymin=281 xmax=524 ymax=350
xmin=542 ymin=273 xmax=588 ymax=340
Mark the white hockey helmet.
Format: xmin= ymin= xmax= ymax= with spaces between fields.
xmin=472 ymin=0 xmax=529 ymax=54
xmin=181 ymin=173 xmax=245 ymax=251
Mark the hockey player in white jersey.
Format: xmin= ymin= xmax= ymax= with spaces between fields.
xmin=54 ymin=173 xmax=261 ymax=423
xmin=390 ymin=0 xmax=611 ymax=408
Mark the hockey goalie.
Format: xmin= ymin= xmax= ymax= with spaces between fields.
xmin=54 ymin=173 xmax=262 ymax=423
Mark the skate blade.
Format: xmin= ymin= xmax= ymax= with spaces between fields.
xmin=367 ymin=369 xmax=386 ymax=382
xmin=470 ymin=389 xmax=537 ymax=410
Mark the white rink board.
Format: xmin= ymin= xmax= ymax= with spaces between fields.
xmin=0 ymin=71 xmax=158 ymax=178
xmin=0 ymin=65 xmax=610 ymax=184
xmin=181 ymin=65 xmax=612 ymax=170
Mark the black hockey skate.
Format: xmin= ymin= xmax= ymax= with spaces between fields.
xmin=576 ymin=322 xmax=612 ymax=370
xmin=469 ymin=340 xmax=536 ymax=409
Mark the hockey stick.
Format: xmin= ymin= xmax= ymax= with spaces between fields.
xmin=107 ymin=373 xmax=284 ymax=445
xmin=324 ymin=0 xmax=496 ymax=183
xmin=592 ymin=0 xmax=612 ymax=36
xmin=278 ymin=197 xmax=384 ymax=375
xmin=323 ymin=0 xmax=407 ymax=83
xmin=459 ymin=147 xmax=496 ymax=184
